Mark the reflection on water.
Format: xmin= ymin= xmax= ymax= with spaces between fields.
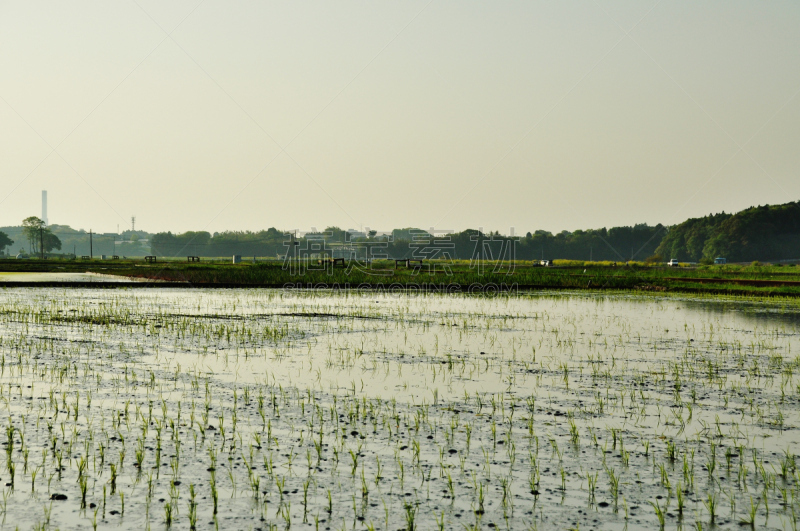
xmin=0 ymin=288 xmax=797 ymax=530
xmin=0 ymin=272 xmax=144 ymax=282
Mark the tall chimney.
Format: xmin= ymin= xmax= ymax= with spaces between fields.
xmin=42 ymin=190 xmax=48 ymax=225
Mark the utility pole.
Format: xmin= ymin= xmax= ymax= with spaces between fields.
xmin=90 ymin=230 xmax=93 ymax=259
xmin=40 ymin=227 xmax=44 ymax=260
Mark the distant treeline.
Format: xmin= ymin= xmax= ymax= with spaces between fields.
xmin=0 ymin=225 xmax=149 ymax=257
xmin=146 ymin=199 xmax=800 ymax=262
xmin=4 ymin=199 xmax=800 ymax=262
xmin=655 ymin=201 xmax=800 ymax=262
xmin=148 ymin=224 xmax=665 ymax=261
xmin=376 ymin=225 xmax=665 ymax=261
xmin=150 ymin=229 xmax=287 ymax=257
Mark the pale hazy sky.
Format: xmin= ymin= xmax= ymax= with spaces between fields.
xmin=1 ymin=1 xmax=798 ymax=235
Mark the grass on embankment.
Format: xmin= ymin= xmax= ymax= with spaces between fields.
xmin=2 ymin=258 xmax=800 ymax=296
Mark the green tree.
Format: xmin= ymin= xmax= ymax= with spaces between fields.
xmin=655 ymin=201 xmax=800 ymax=262
xmin=21 ymin=216 xmax=62 ymax=255
xmin=43 ymin=231 xmax=62 ymax=253
xmin=22 ymin=216 xmax=46 ymax=253
xmin=324 ymin=227 xmax=346 ymax=242
xmin=701 ymin=234 xmax=730 ymax=260
xmin=0 ymin=231 xmax=13 ymax=254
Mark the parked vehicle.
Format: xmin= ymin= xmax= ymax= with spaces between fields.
xmin=668 ymin=259 xmax=680 ymax=267
xmin=714 ymin=257 xmax=727 ymax=265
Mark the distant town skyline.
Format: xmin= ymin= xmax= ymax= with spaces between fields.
xmin=1 ymin=2 xmax=798 ymax=235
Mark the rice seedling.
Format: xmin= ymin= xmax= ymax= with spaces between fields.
xmin=740 ymin=495 xmax=760 ymax=528
xmin=0 ymin=287 xmax=795 ymax=528
xmin=703 ymin=492 xmax=718 ymax=524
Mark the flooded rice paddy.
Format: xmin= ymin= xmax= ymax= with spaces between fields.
xmin=0 ymin=288 xmax=799 ymax=530
xmin=0 ymin=273 xmax=151 ymax=283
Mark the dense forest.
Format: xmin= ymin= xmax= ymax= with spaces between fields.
xmin=655 ymin=201 xmax=800 ymax=262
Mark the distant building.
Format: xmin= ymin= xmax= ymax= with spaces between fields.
xmin=42 ymin=190 xmax=48 ymax=225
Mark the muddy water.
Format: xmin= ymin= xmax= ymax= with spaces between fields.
xmin=0 ymin=288 xmax=798 ymax=530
